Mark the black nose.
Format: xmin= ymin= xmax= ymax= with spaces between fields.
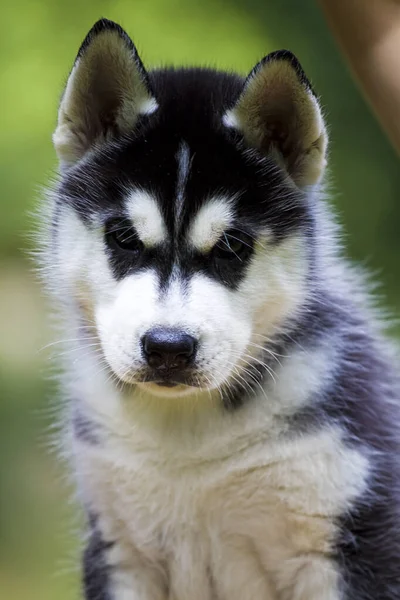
xmin=142 ymin=328 xmax=197 ymax=371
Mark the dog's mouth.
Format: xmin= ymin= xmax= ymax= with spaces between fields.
xmin=136 ymin=372 xmax=204 ymax=397
xmin=155 ymin=381 xmax=179 ymax=388
xmin=111 ymin=366 xmax=206 ymax=391
xmin=143 ymin=370 xmax=202 ymax=389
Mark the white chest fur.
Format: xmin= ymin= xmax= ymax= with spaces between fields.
xmin=73 ymin=402 xmax=369 ymax=600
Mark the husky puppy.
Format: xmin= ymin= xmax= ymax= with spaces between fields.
xmin=40 ymin=18 xmax=400 ymax=600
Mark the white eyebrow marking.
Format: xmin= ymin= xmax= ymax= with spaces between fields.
xmin=175 ymin=141 xmax=191 ymax=227
xmin=188 ymin=197 xmax=235 ymax=252
xmin=125 ymin=189 xmax=167 ymax=246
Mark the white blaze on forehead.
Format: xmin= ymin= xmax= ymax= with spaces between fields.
xmin=188 ymin=197 xmax=235 ymax=252
xmin=125 ymin=189 xmax=167 ymax=246
xmin=176 ymin=141 xmax=191 ymax=225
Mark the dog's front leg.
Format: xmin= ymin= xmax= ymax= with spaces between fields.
xmin=83 ymin=528 xmax=167 ymax=600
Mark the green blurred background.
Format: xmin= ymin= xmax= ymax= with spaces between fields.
xmin=1 ymin=1 xmax=400 ymax=598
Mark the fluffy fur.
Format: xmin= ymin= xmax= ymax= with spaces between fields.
xmin=38 ymin=18 xmax=400 ymax=600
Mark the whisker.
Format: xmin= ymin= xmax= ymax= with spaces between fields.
xmin=246 ymin=341 xmax=287 ymax=362
xmin=51 ymin=342 xmax=103 ymax=360
xmin=38 ymin=336 xmax=99 ymax=354
xmin=239 ymin=353 xmax=278 ymax=385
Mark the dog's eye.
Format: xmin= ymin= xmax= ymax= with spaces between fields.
xmin=213 ymin=231 xmax=253 ymax=262
xmin=105 ymin=220 xmax=144 ymax=255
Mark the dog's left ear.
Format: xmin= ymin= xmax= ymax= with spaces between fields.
xmin=224 ymin=51 xmax=327 ymax=187
xmin=53 ymin=19 xmax=156 ymax=168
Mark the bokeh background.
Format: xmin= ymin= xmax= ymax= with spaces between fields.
xmin=1 ymin=1 xmax=400 ymax=598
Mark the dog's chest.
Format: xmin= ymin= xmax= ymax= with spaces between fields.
xmin=76 ymin=425 xmax=368 ymax=600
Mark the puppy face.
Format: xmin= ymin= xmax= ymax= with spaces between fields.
xmin=54 ymin=136 xmax=309 ymax=398
xmin=49 ymin=20 xmax=326 ymax=400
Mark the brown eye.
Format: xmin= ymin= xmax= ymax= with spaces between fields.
xmin=105 ymin=219 xmax=144 ymax=255
xmin=213 ymin=230 xmax=253 ymax=262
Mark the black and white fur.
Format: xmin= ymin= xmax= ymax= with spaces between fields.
xmin=39 ymin=18 xmax=400 ymax=599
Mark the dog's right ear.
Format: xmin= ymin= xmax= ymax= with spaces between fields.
xmin=53 ymin=19 xmax=156 ymax=168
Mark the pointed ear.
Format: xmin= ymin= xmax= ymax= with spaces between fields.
xmin=53 ymin=19 xmax=157 ymax=167
xmin=224 ymin=51 xmax=327 ymax=187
